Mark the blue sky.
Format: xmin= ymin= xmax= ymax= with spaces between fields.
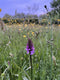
xmin=0 ymin=0 xmax=53 ymax=17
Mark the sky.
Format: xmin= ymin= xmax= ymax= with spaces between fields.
xmin=0 ymin=0 xmax=53 ymax=17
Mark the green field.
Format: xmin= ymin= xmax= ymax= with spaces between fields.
xmin=0 ymin=24 xmax=60 ymax=80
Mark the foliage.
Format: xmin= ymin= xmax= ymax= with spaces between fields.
xmin=50 ymin=0 xmax=60 ymax=18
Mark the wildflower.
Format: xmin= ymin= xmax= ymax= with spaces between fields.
xmin=23 ymin=35 xmax=26 ymax=38
xmin=26 ymin=38 xmax=35 ymax=55
xmin=25 ymin=24 xmax=27 ymax=27
xmin=9 ymin=53 xmax=14 ymax=57
xmin=44 ymin=5 xmax=47 ymax=9
xmin=48 ymin=22 xmax=50 ymax=25
xmin=52 ymin=55 xmax=56 ymax=61
xmin=52 ymin=55 xmax=56 ymax=65
xmin=19 ymin=28 xmax=21 ymax=31
xmin=0 ymin=8 xmax=2 ymax=12
xmin=6 ymin=41 xmax=11 ymax=46
xmin=44 ymin=5 xmax=48 ymax=11
xmin=8 ymin=61 xmax=10 ymax=66
xmin=57 ymin=19 xmax=60 ymax=21
xmin=32 ymin=32 xmax=34 ymax=36
xmin=26 ymin=38 xmax=34 ymax=79
xmin=58 ymin=24 xmax=60 ymax=27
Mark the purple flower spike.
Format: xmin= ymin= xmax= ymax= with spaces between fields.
xmin=26 ymin=38 xmax=35 ymax=55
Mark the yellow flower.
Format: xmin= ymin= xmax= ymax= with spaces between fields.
xmin=58 ymin=24 xmax=60 ymax=27
xmin=15 ymin=20 xmax=16 ymax=22
xmin=32 ymin=32 xmax=34 ymax=34
xmin=57 ymin=19 xmax=60 ymax=21
xmin=8 ymin=19 xmax=10 ymax=21
xmin=25 ymin=24 xmax=27 ymax=27
xmin=19 ymin=28 xmax=21 ymax=31
xmin=48 ymin=22 xmax=50 ymax=24
xmin=32 ymin=32 xmax=34 ymax=36
xmin=0 ymin=8 xmax=2 ymax=12
xmin=23 ymin=35 xmax=26 ymax=38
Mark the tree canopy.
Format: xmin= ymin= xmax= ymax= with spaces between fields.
xmin=51 ymin=0 xmax=60 ymax=13
xmin=50 ymin=0 xmax=60 ymax=18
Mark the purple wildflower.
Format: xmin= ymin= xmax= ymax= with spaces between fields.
xmin=8 ymin=61 xmax=10 ymax=65
xmin=26 ymin=38 xmax=35 ymax=55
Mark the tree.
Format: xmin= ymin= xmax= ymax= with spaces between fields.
xmin=39 ymin=14 xmax=47 ymax=20
xmin=13 ymin=13 xmax=25 ymax=19
xmin=50 ymin=0 xmax=60 ymax=18
xmin=51 ymin=0 xmax=60 ymax=10
xmin=3 ymin=14 xmax=12 ymax=19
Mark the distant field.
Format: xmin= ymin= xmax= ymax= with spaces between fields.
xmin=0 ymin=24 xmax=60 ymax=80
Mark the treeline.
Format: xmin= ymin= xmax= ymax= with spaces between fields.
xmin=2 ymin=17 xmax=60 ymax=25
xmin=1 ymin=0 xmax=60 ymax=25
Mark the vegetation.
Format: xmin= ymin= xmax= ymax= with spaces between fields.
xmin=50 ymin=0 xmax=60 ymax=19
xmin=0 ymin=24 xmax=60 ymax=80
xmin=0 ymin=0 xmax=60 ymax=80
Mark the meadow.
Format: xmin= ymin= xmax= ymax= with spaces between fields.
xmin=0 ymin=23 xmax=60 ymax=80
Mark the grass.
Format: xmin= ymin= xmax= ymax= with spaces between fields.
xmin=0 ymin=24 xmax=60 ymax=80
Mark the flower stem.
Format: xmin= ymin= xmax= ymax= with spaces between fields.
xmin=29 ymin=52 xmax=33 ymax=80
xmin=50 ymin=15 xmax=53 ymax=80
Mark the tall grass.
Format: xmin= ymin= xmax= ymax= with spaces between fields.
xmin=0 ymin=24 xmax=60 ymax=80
